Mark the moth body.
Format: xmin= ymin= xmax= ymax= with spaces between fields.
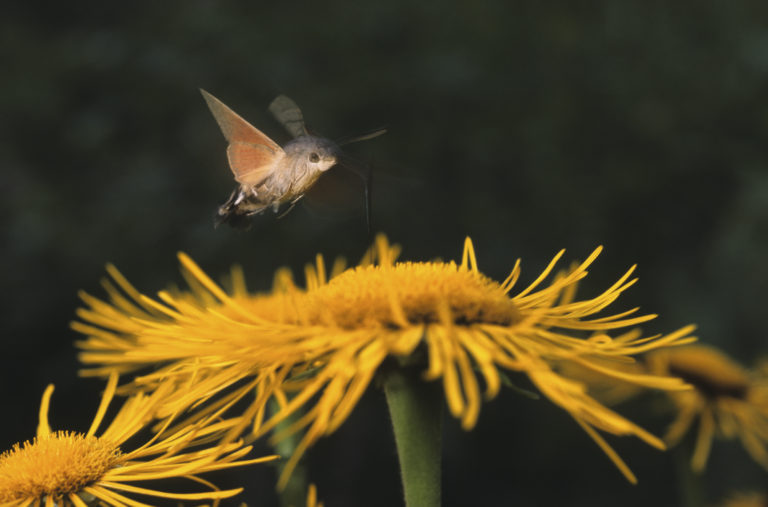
xmin=201 ymin=89 xmax=383 ymax=228
xmin=218 ymin=135 xmax=339 ymax=223
xmin=201 ymin=89 xmax=344 ymax=227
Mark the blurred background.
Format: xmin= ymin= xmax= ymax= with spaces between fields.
xmin=3 ymin=1 xmax=768 ymax=505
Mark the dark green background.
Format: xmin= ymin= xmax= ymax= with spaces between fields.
xmin=3 ymin=1 xmax=768 ymax=505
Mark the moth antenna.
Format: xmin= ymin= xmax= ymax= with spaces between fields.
xmin=337 ymin=127 xmax=388 ymax=146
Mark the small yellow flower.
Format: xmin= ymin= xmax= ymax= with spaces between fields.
xmin=645 ymin=345 xmax=768 ymax=472
xmin=716 ymin=491 xmax=767 ymax=507
xmin=74 ymin=234 xmax=696 ymax=487
xmin=305 ymin=484 xmax=323 ymax=507
xmin=0 ymin=372 xmax=277 ymax=506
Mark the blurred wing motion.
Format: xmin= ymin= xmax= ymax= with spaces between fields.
xmin=268 ymin=94 xmax=309 ymax=139
xmin=200 ymin=89 xmax=284 ymax=186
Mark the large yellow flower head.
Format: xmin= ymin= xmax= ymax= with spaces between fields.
xmin=0 ymin=372 xmax=277 ymax=506
xmin=645 ymin=345 xmax=768 ymax=472
xmin=73 ymin=234 xmax=696 ymax=487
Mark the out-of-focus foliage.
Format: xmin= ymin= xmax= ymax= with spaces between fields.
xmin=2 ymin=1 xmax=768 ymax=505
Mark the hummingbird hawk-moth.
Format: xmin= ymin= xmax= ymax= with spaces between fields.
xmin=200 ymin=89 xmax=384 ymax=228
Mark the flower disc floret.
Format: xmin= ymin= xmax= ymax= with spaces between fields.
xmin=0 ymin=432 xmax=120 ymax=502
xmin=304 ymin=262 xmax=519 ymax=329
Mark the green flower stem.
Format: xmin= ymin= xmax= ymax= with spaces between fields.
xmin=674 ymin=436 xmax=705 ymax=507
xmin=269 ymin=398 xmax=308 ymax=507
xmin=383 ymin=366 xmax=443 ymax=507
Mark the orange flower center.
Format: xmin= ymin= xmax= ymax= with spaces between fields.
xmin=652 ymin=346 xmax=750 ymax=399
xmin=304 ymin=262 xmax=520 ymax=329
xmin=0 ymin=431 xmax=121 ymax=502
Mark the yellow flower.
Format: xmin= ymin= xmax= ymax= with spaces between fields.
xmin=0 ymin=372 xmax=277 ymax=506
xmin=73 ymin=234 xmax=696 ymax=487
xmin=716 ymin=492 xmax=767 ymax=507
xmin=645 ymin=345 xmax=768 ymax=472
xmin=305 ymin=484 xmax=323 ymax=507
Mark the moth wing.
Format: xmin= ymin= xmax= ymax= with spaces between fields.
xmin=200 ymin=89 xmax=282 ymax=151
xmin=227 ymin=142 xmax=284 ymax=186
xmin=268 ymin=94 xmax=309 ymax=139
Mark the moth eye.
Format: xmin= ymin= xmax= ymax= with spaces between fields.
xmin=309 ymin=152 xmax=320 ymax=163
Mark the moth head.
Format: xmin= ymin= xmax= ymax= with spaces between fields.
xmin=287 ymin=136 xmax=339 ymax=172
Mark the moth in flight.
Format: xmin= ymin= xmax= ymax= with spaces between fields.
xmin=200 ymin=90 xmax=384 ymax=228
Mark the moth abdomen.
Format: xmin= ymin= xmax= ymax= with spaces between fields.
xmin=214 ymin=187 xmax=265 ymax=229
